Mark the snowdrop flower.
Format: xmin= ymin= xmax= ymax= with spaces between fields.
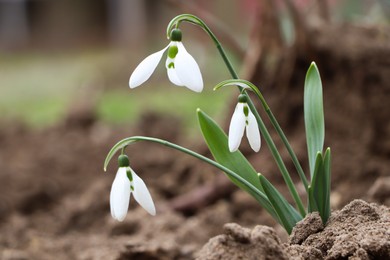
xmin=229 ymin=94 xmax=261 ymax=152
xmin=129 ymin=28 xmax=203 ymax=92
xmin=110 ymin=154 xmax=156 ymax=221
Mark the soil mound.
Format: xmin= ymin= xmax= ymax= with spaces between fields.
xmin=195 ymin=223 xmax=290 ymax=260
xmin=197 ymin=200 xmax=390 ymax=259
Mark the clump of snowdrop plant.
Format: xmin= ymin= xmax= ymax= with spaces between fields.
xmin=105 ymin=14 xmax=331 ymax=235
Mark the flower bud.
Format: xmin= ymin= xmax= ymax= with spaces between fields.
xmin=238 ymin=94 xmax=247 ymax=103
xmin=170 ymin=28 xmax=182 ymax=42
xmin=118 ymin=154 xmax=130 ymax=167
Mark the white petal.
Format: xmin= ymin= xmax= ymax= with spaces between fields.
xmin=110 ymin=167 xmax=131 ymax=221
xmin=131 ymin=169 xmax=156 ymax=216
xmin=166 ymin=57 xmax=184 ymax=86
xmin=129 ymin=45 xmax=169 ymax=88
xmin=228 ymin=103 xmax=246 ymax=152
xmin=174 ymin=42 xmax=203 ymax=92
xmin=246 ymin=110 xmax=261 ymax=152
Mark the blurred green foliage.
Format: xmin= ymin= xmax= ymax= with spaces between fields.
xmin=0 ymin=51 xmax=102 ymax=127
xmin=98 ymin=86 xmax=232 ymax=135
xmin=0 ymin=49 xmax=234 ymax=135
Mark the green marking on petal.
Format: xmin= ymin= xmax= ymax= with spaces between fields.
xmin=126 ymin=168 xmax=133 ymax=181
xmin=168 ymin=62 xmax=175 ymax=69
xmin=245 ymin=120 xmax=249 ymax=125
xmin=168 ymin=45 xmax=178 ymax=59
xmin=243 ymin=105 xmax=249 ymax=117
xmin=130 ymin=185 xmax=134 ymax=191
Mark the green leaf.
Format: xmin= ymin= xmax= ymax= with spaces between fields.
xmin=304 ymin=62 xmax=325 ymax=177
xmin=307 ymin=185 xmax=318 ymax=213
xmin=322 ymin=148 xmax=331 ymax=223
xmin=259 ymin=174 xmax=302 ymax=234
xmin=308 ymin=152 xmax=323 ymax=213
xmin=309 ymin=151 xmax=330 ymax=224
xmin=197 ymin=109 xmax=280 ymax=221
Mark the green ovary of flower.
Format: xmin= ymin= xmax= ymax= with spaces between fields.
xmin=168 ymin=45 xmax=178 ymax=59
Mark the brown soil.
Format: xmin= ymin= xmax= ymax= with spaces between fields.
xmin=0 ymin=111 xmax=272 ymax=260
xmin=0 ymin=106 xmax=389 ymax=259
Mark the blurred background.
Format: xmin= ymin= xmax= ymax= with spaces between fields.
xmin=1 ymin=0 xmax=388 ymax=129
xmin=0 ymin=0 xmax=255 ymax=130
xmin=0 ymin=0 xmax=389 ymax=259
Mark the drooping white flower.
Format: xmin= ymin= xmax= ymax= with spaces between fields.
xmin=110 ymin=155 xmax=156 ymax=221
xmin=228 ymin=94 xmax=261 ymax=152
xmin=129 ymin=28 xmax=203 ymax=92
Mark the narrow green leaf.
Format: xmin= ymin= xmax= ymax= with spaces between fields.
xmin=308 ymin=152 xmax=323 ymax=213
xmin=197 ymin=109 xmax=280 ymax=221
xmin=309 ymin=151 xmax=330 ymax=224
xmin=304 ymin=62 xmax=325 ymax=177
xmin=307 ymin=185 xmax=318 ymax=213
xmin=322 ymin=148 xmax=331 ymax=223
xmin=259 ymin=174 xmax=302 ymax=234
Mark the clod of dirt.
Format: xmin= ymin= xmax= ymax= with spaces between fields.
xmin=287 ymin=244 xmax=323 ymax=259
xmin=195 ymin=223 xmax=290 ymax=260
xmin=289 ymin=212 xmax=323 ymax=245
xmin=300 ymin=199 xmax=390 ymax=259
xmin=197 ymin=200 xmax=389 ymax=259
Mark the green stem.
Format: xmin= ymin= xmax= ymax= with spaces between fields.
xmin=168 ymin=14 xmax=306 ymax=216
xmin=266 ymin=108 xmax=309 ymax=190
xmin=104 ymin=136 xmax=279 ymax=222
